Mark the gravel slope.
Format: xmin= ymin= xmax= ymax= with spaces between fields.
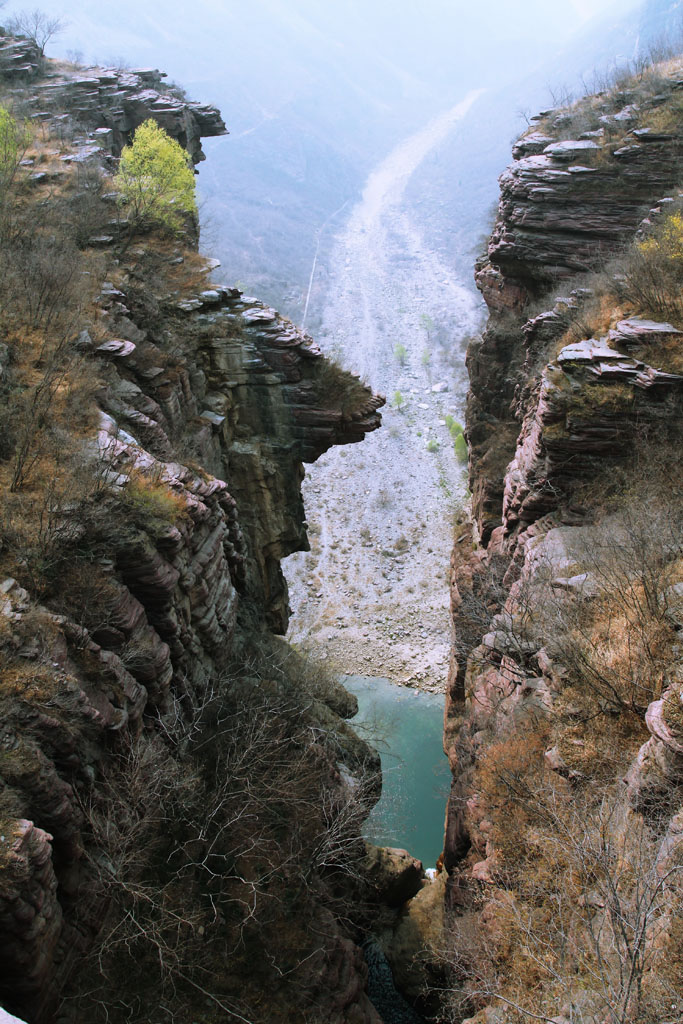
xmin=286 ymin=93 xmax=486 ymax=692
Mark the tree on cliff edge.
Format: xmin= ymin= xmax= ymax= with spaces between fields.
xmin=5 ymin=9 xmax=67 ymax=56
xmin=114 ymin=119 xmax=197 ymax=239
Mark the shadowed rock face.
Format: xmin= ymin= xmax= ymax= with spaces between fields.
xmin=469 ymin=82 xmax=683 ymax=540
xmin=0 ymin=58 xmax=384 ymax=1024
xmin=480 ymin=135 xmax=682 ymax=292
xmin=443 ymin=64 xmax=683 ymax=1024
xmin=97 ymin=282 xmax=383 ymax=633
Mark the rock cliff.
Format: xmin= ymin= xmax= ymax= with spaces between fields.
xmin=0 ymin=44 xmax=388 ymax=1024
xmin=443 ymin=58 xmax=683 ymax=1023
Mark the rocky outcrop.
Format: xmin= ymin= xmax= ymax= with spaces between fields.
xmin=361 ymin=844 xmax=424 ymax=908
xmin=38 ymin=64 xmax=226 ymax=163
xmin=96 ymin=280 xmax=383 ymax=633
xmin=0 ymin=35 xmax=226 ymax=164
xmin=0 ymin=822 xmax=62 ymax=1024
xmin=0 ymin=56 xmax=384 ymax=1024
xmin=443 ymin=64 xmax=683 ymax=1024
xmin=0 ymin=34 xmax=40 ymax=79
xmin=469 ymin=75 xmax=683 ymax=538
xmin=502 ymin=320 xmax=682 ymax=533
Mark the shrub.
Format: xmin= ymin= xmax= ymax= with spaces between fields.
xmin=121 ymin=471 xmax=189 ymax=529
xmin=0 ymin=105 xmax=30 ymax=211
xmin=639 ymin=209 xmax=683 ymax=262
xmin=114 ymin=119 xmax=197 ymax=237
xmin=310 ymin=356 xmax=372 ymax=415
xmin=62 ymin=644 xmax=379 ymax=1023
xmin=393 ymin=342 xmax=407 ymax=366
xmin=446 ymin=415 xmax=465 ymax=442
xmin=442 ymin=784 xmax=683 ymax=1024
xmin=420 ymin=313 xmax=435 ymax=334
xmin=426 ymin=438 xmax=439 ymax=453
xmin=454 ymin=432 xmax=468 ymax=463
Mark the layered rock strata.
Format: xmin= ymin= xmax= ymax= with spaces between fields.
xmin=444 ymin=65 xmax=683 ymax=1023
xmin=0 ymin=37 xmax=226 ymax=162
xmin=0 ymin=49 xmax=386 ymax=1024
xmin=470 ymin=81 xmax=683 ymax=537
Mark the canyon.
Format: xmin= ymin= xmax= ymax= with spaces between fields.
xmin=0 ymin=46 xmax=394 ymax=1024
xmin=286 ymin=92 xmax=484 ymax=692
xmin=0 ymin=20 xmax=682 ymax=1024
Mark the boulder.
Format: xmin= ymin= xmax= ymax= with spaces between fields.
xmin=362 ymin=844 xmax=424 ymax=908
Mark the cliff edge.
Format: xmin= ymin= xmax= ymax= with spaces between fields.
xmin=0 ymin=41 xmax=389 ymax=1024
xmin=442 ymin=56 xmax=683 ymax=1023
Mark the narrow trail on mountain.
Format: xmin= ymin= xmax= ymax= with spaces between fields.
xmin=286 ymin=91 xmax=485 ymax=691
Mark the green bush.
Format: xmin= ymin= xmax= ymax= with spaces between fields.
xmin=623 ymin=208 xmax=683 ymax=323
xmin=454 ymin=432 xmax=468 ymax=464
xmin=393 ymin=342 xmax=407 ymax=366
xmin=0 ymin=105 xmax=30 ymax=206
xmin=114 ymin=119 xmax=197 ymax=235
xmin=445 ymin=415 xmax=464 ymax=441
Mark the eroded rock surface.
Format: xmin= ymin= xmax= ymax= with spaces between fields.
xmin=443 ymin=66 xmax=683 ymax=1024
xmin=0 ymin=53 xmax=384 ymax=1024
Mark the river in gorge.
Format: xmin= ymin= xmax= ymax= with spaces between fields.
xmin=285 ymin=93 xmax=485 ymax=863
xmin=343 ymin=676 xmax=450 ymax=868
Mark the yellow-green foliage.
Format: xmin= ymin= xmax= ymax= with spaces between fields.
xmin=638 ymin=211 xmax=683 ymax=262
xmin=454 ymin=431 xmax=468 ymax=463
xmin=0 ymin=105 xmax=30 ymax=197
xmin=114 ymin=119 xmax=196 ymax=234
xmin=625 ymin=204 xmax=683 ymax=323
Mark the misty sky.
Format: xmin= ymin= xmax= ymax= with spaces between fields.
xmin=571 ymin=0 xmax=633 ymax=18
xmin=0 ymin=0 xmax=650 ymax=310
xmin=2 ymin=0 xmax=642 ymax=84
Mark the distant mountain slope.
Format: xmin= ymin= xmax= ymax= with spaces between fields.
xmin=13 ymin=0 xmax=673 ymax=319
xmin=404 ymin=0 xmax=683 ymax=295
xmin=10 ymin=0 xmax=587 ymax=314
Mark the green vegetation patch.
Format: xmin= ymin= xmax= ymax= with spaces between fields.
xmin=114 ymin=119 xmax=197 ymax=235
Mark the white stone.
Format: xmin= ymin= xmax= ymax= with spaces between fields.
xmin=0 ymin=1010 xmax=29 ymax=1024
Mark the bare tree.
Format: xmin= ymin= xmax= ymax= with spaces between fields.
xmin=60 ymin=660 xmax=379 ymax=1023
xmin=6 ymin=9 xmax=67 ymax=56
xmin=439 ymin=783 xmax=683 ymax=1024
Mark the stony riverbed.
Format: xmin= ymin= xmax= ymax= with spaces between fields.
xmin=286 ymin=94 xmax=486 ymax=692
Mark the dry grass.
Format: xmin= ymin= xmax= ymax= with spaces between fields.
xmin=121 ymin=470 xmax=189 ymax=527
xmin=0 ymin=661 xmax=61 ymax=702
xmin=309 ymin=356 xmax=373 ymax=416
xmin=473 ymin=730 xmax=550 ymax=864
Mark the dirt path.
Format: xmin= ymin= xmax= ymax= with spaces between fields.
xmin=285 ymin=92 xmax=485 ymax=692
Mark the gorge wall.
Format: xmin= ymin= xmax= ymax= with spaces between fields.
xmin=0 ymin=43 xmax=399 ymax=1024
xmin=442 ymin=57 xmax=683 ymax=1022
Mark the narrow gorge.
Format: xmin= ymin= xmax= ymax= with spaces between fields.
xmin=0 ymin=19 xmax=682 ymax=1024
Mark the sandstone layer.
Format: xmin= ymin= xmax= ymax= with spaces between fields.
xmin=0 ymin=45 xmax=389 ymax=1024
xmin=443 ymin=62 xmax=683 ymax=1023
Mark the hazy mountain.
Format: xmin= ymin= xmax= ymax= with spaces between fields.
xmin=403 ymin=0 xmax=682 ymax=288
xmin=5 ymin=0 xmax=590 ymax=312
xmin=3 ymin=0 xmax=672 ymax=317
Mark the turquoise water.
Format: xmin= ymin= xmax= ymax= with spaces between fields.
xmin=342 ymin=675 xmax=450 ymax=868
